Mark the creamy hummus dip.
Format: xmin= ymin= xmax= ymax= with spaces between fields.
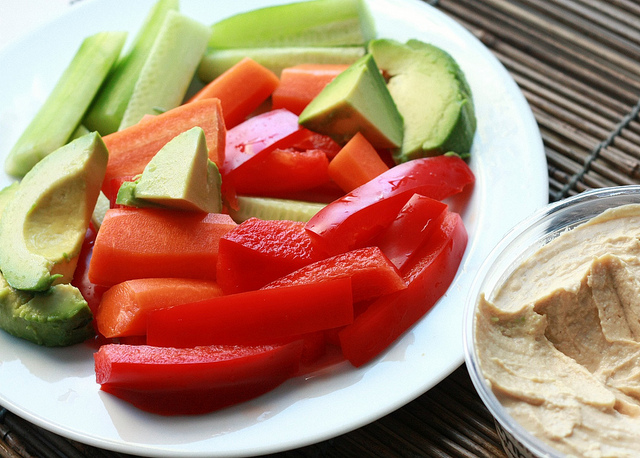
xmin=476 ymin=204 xmax=640 ymax=458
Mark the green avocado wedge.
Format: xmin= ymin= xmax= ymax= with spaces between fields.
xmin=0 ymin=273 xmax=94 ymax=347
xmin=115 ymin=126 xmax=222 ymax=213
xmin=0 ymin=132 xmax=108 ymax=292
xmin=298 ymin=53 xmax=403 ymax=148
xmin=368 ymin=38 xmax=476 ymax=163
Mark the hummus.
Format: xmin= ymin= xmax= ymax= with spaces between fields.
xmin=476 ymin=204 xmax=640 ymax=458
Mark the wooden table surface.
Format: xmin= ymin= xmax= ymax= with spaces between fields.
xmin=2 ymin=0 xmax=640 ymax=456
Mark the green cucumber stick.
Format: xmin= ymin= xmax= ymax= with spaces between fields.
xmin=118 ymin=11 xmax=211 ymax=130
xmin=208 ymin=0 xmax=376 ymax=49
xmin=198 ymin=46 xmax=365 ymax=81
xmin=5 ymin=31 xmax=127 ymax=178
xmin=229 ymin=196 xmax=326 ymax=223
xmin=83 ymin=0 xmax=179 ymax=135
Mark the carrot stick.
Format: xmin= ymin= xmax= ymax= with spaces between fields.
xmin=272 ymin=64 xmax=349 ymax=115
xmin=88 ymin=207 xmax=237 ymax=287
xmin=328 ymin=132 xmax=390 ymax=192
xmin=188 ymin=57 xmax=279 ymax=128
xmin=96 ymin=277 xmax=224 ymax=338
xmin=101 ymin=98 xmax=226 ymax=195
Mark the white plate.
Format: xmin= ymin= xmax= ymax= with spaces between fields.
xmin=0 ymin=0 xmax=548 ymax=456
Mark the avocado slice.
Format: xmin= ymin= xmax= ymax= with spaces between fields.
xmin=115 ymin=126 xmax=222 ymax=213
xmin=0 ymin=132 xmax=108 ymax=292
xmin=298 ymin=53 xmax=403 ymax=149
xmin=0 ymin=182 xmax=19 ymax=218
xmin=368 ymin=38 xmax=476 ymax=163
xmin=0 ymin=272 xmax=94 ymax=346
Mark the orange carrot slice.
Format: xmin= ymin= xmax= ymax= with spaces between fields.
xmin=272 ymin=64 xmax=349 ymax=115
xmin=188 ymin=57 xmax=279 ymax=128
xmin=328 ymin=132 xmax=390 ymax=192
xmin=88 ymin=207 xmax=237 ymax=287
xmin=96 ymin=278 xmax=224 ymax=338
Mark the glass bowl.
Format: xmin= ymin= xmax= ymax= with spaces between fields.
xmin=463 ymin=185 xmax=640 ymax=458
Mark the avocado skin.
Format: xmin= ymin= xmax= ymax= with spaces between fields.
xmin=0 ymin=273 xmax=94 ymax=347
xmin=369 ymin=38 xmax=476 ymax=163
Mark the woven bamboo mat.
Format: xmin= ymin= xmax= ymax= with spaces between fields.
xmin=3 ymin=0 xmax=640 ymax=457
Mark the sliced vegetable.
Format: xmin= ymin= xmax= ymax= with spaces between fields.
xmin=102 ymin=98 xmax=226 ymax=195
xmin=207 ymin=0 xmax=375 ymax=49
xmin=373 ymin=194 xmax=448 ymax=271
xmin=198 ymin=46 xmax=365 ymax=81
xmin=115 ymin=126 xmax=222 ymax=213
xmin=338 ymin=210 xmax=468 ymax=367
xmin=88 ymin=208 xmax=237 ymax=287
xmin=231 ymin=148 xmax=330 ymax=196
xmin=299 ymin=53 xmax=403 ymax=149
xmin=229 ymin=196 xmax=326 ymax=223
xmin=71 ymin=225 xmax=108 ymax=317
xmin=83 ymin=0 xmax=179 ymax=135
xmin=96 ymin=278 xmax=223 ymax=338
xmin=222 ymin=108 xmax=304 ymax=178
xmin=272 ymin=64 xmax=349 ymax=115
xmin=146 ymin=278 xmax=353 ymax=347
xmin=188 ymin=57 xmax=279 ymax=128
xmin=328 ymin=131 xmax=389 ymax=193
xmin=216 ymin=217 xmax=328 ymax=294
xmin=262 ymin=246 xmax=406 ymax=303
xmin=0 ymin=132 xmax=108 ymax=291
xmin=5 ymin=31 xmax=126 ymax=177
xmin=94 ymin=341 xmax=303 ymax=415
xmin=305 ymin=155 xmax=475 ymax=254
xmin=118 ymin=11 xmax=211 ymax=129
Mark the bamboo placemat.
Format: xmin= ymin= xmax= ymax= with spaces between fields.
xmin=2 ymin=0 xmax=640 ymax=457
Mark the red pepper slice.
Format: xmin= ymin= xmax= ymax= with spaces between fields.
xmin=338 ymin=210 xmax=468 ymax=367
xmin=373 ymin=194 xmax=448 ymax=272
xmin=262 ymin=246 xmax=406 ymax=303
xmin=231 ymin=148 xmax=330 ymax=196
xmin=145 ymin=277 xmax=353 ymax=348
xmin=222 ymin=108 xmax=306 ymax=177
xmin=216 ymin=217 xmax=328 ymax=294
xmin=305 ymin=155 xmax=474 ymax=254
xmin=94 ymin=341 xmax=303 ymax=415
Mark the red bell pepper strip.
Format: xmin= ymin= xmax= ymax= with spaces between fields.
xmin=216 ymin=217 xmax=328 ymax=294
xmin=146 ymin=277 xmax=353 ymax=348
xmin=96 ymin=278 xmax=224 ymax=338
xmin=231 ymin=148 xmax=330 ymax=196
xmin=338 ymin=210 xmax=468 ymax=367
xmin=94 ymin=340 xmax=303 ymax=415
xmin=71 ymin=224 xmax=108 ymax=317
xmin=305 ymin=155 xmax=474 ymax=254
xmin=222 ymin=108 xmax=306 ymax=177
xmin=88 ymin=208 xmax=237 ymax=287
xmin=373 ymin=194 xmax=448 ymax=271
xmin=262 ymin=246 xmax=406 ymax=303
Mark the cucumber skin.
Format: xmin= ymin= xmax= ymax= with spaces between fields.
xmin=198 ymin=46 xmax=365 ymax=81
xmin=83 ymin=0 xmax=179 ymax=135
xmin=230 ymin=196 xmax=326 ymax=223
xmin=208 ymin=0 xmax=375 ymax=49
xmin=5 ymin=31 xmax=127 ymax=178
xmin=118 ymin=11 xmax=211 ymax=130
